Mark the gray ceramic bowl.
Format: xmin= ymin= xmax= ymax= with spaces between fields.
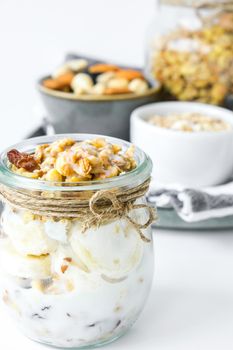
xmin=37 ymin=76 xmax=159 ymax=141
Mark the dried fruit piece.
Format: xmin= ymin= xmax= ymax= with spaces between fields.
xmin=7 ymin=149 xmax=39 ymax=171
xmin=88 ymin=63 xmax=120 ymax=74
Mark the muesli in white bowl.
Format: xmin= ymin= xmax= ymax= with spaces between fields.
xmin=131 ymin=102 xmax=233 ymax=187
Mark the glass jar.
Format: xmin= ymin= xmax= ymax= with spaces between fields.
xmin=0 ymin=134 xmax=154 ymax=349
xmin=146 ymin=0 xmax=233 ymax=105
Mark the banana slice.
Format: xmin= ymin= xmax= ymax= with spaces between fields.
xmin=69 ymin=219 xmax=143 ymax=279
xmin=50 ymin=244 xmax=100 ymax=293
xmin=51 ymin=244 xmax=89 ymax=276
xmin=0 ymin=239 xmax=51 ymax=279
xmin=1 ymin=207 xmax=58 ymax=256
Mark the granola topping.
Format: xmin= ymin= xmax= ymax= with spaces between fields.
xmin=7 ymin=138 xmax=136 ymax=181
xmin=148 ymin=113 xmax=232 ymax=132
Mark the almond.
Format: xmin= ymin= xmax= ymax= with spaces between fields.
xmin=56 ymin=72 xmax=75 ymax=86
xmin=43 ymin=72 xmax=74 ymax=91
xmin=43 ymin=79 xmax=61 ymax=90
xmin=104 ymin=87 xmax=131 ymax=95
xmin=89 ymin=63 xmax=120 ymax=74
xmin=115 ymin=69 xmax=144 ymax=81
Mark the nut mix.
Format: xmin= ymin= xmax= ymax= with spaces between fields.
xmin=7 ymin=137 xmax=136 ymax=181
xmin=148 ymin=112 xmax=232 ymax=132
xmin=151 ymin=13 xmax=233 ymax=105
xmin=42 ymin=59 xmax=150 ymax=96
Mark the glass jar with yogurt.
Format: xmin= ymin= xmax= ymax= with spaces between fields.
xmin=0 ymin=134 xmax=155 ymax=349
xmin=145 ymin=0 xmax=233 ymax=105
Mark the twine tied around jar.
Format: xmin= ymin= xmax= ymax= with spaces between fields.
xmin=0 ymin=178 xmax=157 ymax=243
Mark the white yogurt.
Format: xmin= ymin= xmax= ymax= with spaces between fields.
xmin=0 ymin=205 xmax=154 ymax=348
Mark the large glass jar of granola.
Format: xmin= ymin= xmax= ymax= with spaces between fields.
xmin=146 ymin=0 xmax=233 ymax=105
xmin=0 ymin=134 xmax=155 ymax=349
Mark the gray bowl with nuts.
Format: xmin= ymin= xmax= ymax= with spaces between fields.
xmin=37 ymin=56 xmax=159 ymax=140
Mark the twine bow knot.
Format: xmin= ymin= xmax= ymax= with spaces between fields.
xmin=89 ymin=189 xmax=156 ymax=242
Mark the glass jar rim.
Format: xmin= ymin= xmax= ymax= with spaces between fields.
xmin=0 ymin=134 xmax=152 ymax=192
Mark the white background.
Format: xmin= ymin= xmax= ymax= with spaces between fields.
xmin=0 ymin=0 xmax=155 ymax=150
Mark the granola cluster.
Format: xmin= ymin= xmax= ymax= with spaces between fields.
xmin=148 ymin=113 xmax=232 ymax=132
xmin=43 ymin=60 xmax=150 ymax=96
xmin=151 ymin=13 xmax=233 ymax=105
xmin=7 ymin=138 xmax=136 ymax=181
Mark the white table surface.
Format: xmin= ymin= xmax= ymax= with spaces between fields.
xmin=1 ymin=228 xmax=233 ymax=350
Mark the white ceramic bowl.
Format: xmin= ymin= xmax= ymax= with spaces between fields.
xmin=130 ymin=102 xmax=233 ymax=188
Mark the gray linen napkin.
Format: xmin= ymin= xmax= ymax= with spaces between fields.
xmin=148 ymin=183 xmax=233 ymax=222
